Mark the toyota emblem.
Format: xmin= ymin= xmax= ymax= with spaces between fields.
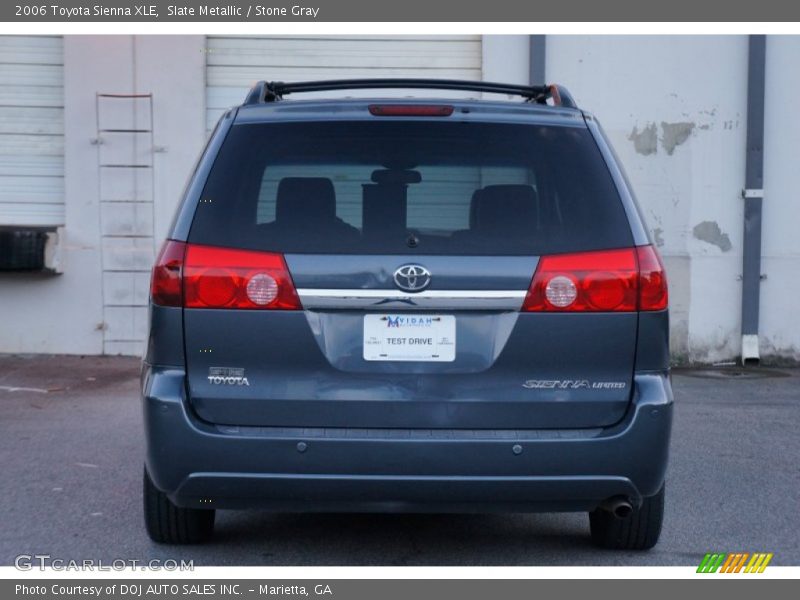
xmin=393 ymin=264 xmax=431 ymax=293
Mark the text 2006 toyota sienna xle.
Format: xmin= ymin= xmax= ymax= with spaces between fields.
xmin=142 ymin=79 xmax=672 ymax=549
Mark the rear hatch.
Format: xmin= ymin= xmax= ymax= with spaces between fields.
xmin=180 ymin=115 xmax=639 ymax=429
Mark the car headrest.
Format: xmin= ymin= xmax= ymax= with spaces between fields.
xmin=471 ymin=184 xmax=539 ymax=234
xmin=275 ymin=177 xmax=337 ymax=227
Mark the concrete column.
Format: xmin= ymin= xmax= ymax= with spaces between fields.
xmin=134 ymin=36 xmax=206 ymax=243
xmin=481 ymin=36 xmax=530 ymax=85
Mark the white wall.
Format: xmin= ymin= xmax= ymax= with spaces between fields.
xmin=482 ymin=35 xmax=529 ymax=85
xmin=0 ymin=36 xmax=206 ymax=356
xmin=761 ymin=37 xmax=800 ymax=361
xmin=1 ymin=34 xmax=798 ymax=363
xmin=135 ymin=37 xmax=206 ymax=246
xmin=547 ymin=36 xmax=752 ymax=363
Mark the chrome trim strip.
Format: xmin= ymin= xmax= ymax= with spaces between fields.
xmin=297 ymin=289 xmax=527 ymax=310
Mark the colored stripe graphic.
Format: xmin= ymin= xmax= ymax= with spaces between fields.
xmin=744 ymin=553 xmax=773 ymax=573
xmin=720 ymin=554 xmax=737 ymax=573
xmin=697 ymin=553 xmax=726 ymax=573
xmin=720 ymin=553 xmax=750 ymax=573
xmin=733 ymin=553 xmax=750 ymax=573
xmin=698 ymin=552 xmax=773 ymax=573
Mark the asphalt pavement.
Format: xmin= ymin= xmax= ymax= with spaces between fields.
xmin=1 ymin=355 xmax=798 ymax=566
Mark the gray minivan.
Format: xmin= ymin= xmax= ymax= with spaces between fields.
xmin=142 ymin=79 xmax=672 ymax=549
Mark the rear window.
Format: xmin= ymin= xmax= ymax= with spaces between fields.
xmin=189 ymin=121 xmax=632 ymax=255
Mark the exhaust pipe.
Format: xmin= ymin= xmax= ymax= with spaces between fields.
xmin=600 ymin=496 xmax=634 ymax=519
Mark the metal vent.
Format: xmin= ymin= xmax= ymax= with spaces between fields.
xmin=0 ymin=229 xmax=48 ymax=271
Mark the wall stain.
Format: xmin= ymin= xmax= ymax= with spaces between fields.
xmin=692 ymin=221 xmax=732 ymax=252
xmin=628 ymin=123 xmax=658 ymax=155
xmin=629 ymin=121 xmax=699 ymax=156
xmin=661 ymin=121 xmax=695 ymax=155
xmin=652 ymin=227 xmax=665 ymax=247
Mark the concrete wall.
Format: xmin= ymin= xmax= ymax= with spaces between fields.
xmin=546 ymin=35 xmax=781 ymax=363
xmin=761 ymin=37 xmax=800 ymax=362
xmin=1 ymin=35 xmax=798 ymax=363
xmin=0 ymin=36 xmax=206 ymax=355
xmin=482 ymin=35 xmax=529 ymax=85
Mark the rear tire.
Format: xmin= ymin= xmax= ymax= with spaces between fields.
xmin=143 ymin=468 xmax=215 ymax=544
xmin=589 ymin=484 xmax=664 ymax=550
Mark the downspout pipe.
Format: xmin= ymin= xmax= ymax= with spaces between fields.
xmin=741 ymin=35 xmax=767 ymax=366
xmin=529 ymin=35 xmax=546 ymax=84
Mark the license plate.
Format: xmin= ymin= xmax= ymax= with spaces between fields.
xmin=363 ymin=314 xmax=456 ymax=362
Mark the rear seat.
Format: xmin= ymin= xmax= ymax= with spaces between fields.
xmin=452 ymin=184 xmax=540 ymax=244
xmin=257 ymin=177 xmax=360 ymax=242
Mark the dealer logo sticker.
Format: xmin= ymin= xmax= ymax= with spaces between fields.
xmin=697 ymin=552 xmax=773 ymax=573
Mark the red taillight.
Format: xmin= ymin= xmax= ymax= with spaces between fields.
xmin=522 ymin=246 xmax=668 ymax=312
xmin=183 ymin=244 xmax=301 ymax=310
xmin=523 ymin=248 xmax=638 ymax=312
xmin=368 ymin=104 xmax=454 ymax=117
xmin=636 ymin=245 xmax=669 ymax=311
xmin=151 ymin=240 xmax=186 ymax=307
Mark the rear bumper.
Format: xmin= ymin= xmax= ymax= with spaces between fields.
xmin=142 ymin=367 xmax=672 ymax=512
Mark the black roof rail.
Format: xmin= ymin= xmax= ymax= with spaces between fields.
xmin=243 ymin=79 xmax=578 ymax=109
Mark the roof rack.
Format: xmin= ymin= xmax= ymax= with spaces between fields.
xmin=243 ymin=79 xmax=578 ymax=109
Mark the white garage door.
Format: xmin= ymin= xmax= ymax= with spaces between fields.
xmin=0 ymin=36 xmax=64 ymax=227
xmin=205 ymin=35 xmax=483 ymax=130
